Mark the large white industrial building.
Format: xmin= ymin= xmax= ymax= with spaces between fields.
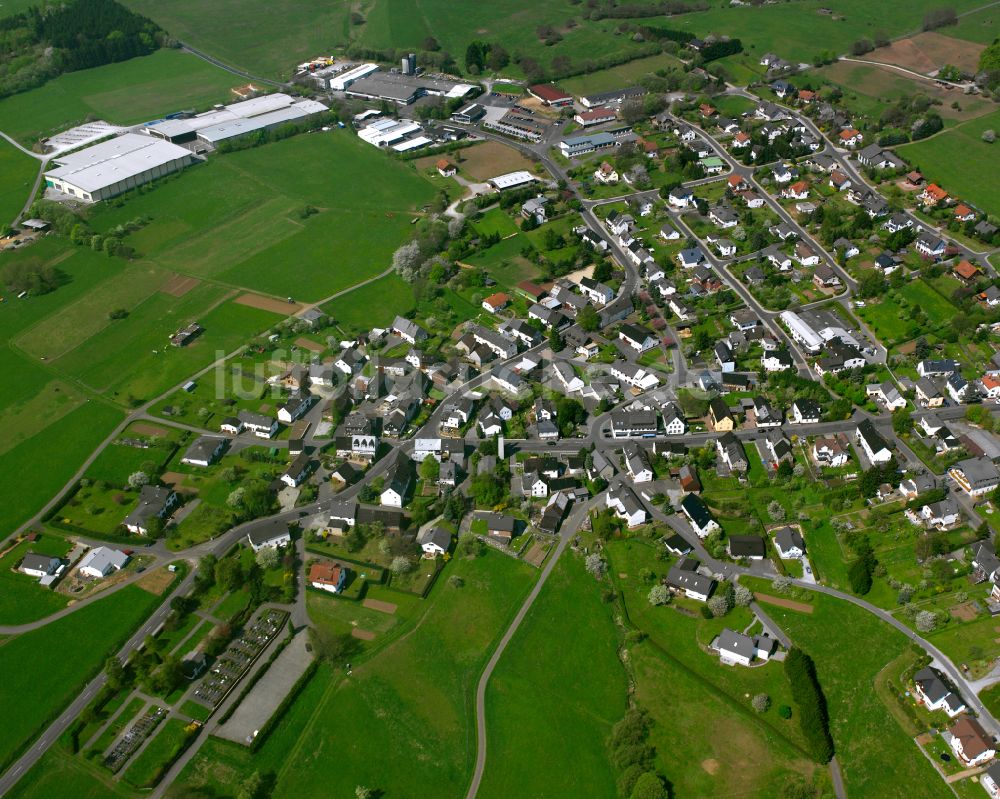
xmin=44 ymin=133 xmax=194 ymax=203
xmin=142 ymin=93 xmax=327 ymax=146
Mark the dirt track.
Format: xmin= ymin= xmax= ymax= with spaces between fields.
xmin=161 ymin=274 xmax=200 ymax=297
xmin=234 ymin=293 xmax=302 ymax=315
xmin=754 ymin=593 xmax=814 ymax=614
xmin=362 ymin=598 xmax=397 ymax=614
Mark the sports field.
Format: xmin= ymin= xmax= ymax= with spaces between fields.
xmin=88 ymin=132 xmax=437 ymax=302
xmin=0 ymin=139 xmax=38 ymax=225
xmin=0 ymin=49 xmax=243 ymax=146
xmin=0 ymin=584 xmax=164 ymax=772
xmin=899 ymin=109 xmax=1000 ymax=217
xmin=478 ymin=556 xmax=626 ymax=799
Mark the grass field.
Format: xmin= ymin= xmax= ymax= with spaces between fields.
xmin=275 ymin=553 xmax=535 ymax=798
xmin=0 ymin=139 xmax=38 ymax=225
xmin=946 ymin=6 xmax=1000 ymax=43
xmin=765 ymin=594 xmax=951 ymax=799
xmin=478 ymin=555 xmax=625 ymax=799
xmin=0 ymin=49 xmax=244 ymax=146
xmin=0 ymin=584 xmax=164 ymax=771
xmin=559 ymin=53 xmax=684 ymax=95
xmin=88 ymin=132 xmax=436 ymax=302
xmin=899 ymin=109 xmax=1000 ymax=217
xmin=664 ymin=0 xmax=989 ymax=65
xmin=816 ymin=61 xmax=996 ymax=124
xmin=171 ymin=552 xmax=535 ymax=798
xmin=5 ymin=747 xmax=133 ymax=799
xmin=0 ymin=534 xmax=72 ymax=625
xmin=122 ymin=718 xmax=193 ymax=789
xmin=124 ymin=0 xmax=648 ymax=80
xmin=604 ymin=539 xmax=820 ymax=795
xmin=322 ymin=272 xmax=415 ymax=332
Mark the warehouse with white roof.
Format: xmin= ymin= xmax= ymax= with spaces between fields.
xmin=142 ymin=92 xmax=328 ymax=145
xmin=44 ymin=133 xmax=194 ymax=203
xmin=488 ymin=171 xmax=537 ymax=191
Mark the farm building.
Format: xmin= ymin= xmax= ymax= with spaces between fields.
xmin=44 ymin=133 xmax=194 ymax=203
xmin=488 ymin=171 xmax=537 ymax=191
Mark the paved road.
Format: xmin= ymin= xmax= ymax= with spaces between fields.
xmin=179 ymin=43 xmax=287 ymax=89
xmin=0 ymin=567 xmax=196 ymax=796
xmin=465 ymin=499 xmax=591 ymax=799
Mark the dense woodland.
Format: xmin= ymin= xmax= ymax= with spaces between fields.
xmin=0 ymin=0 xmax=166 ymax=99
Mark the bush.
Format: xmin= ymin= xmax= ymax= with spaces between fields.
xmin=778 ymin=704 xmax=793 ymax=719
xmin=647 ymin=584 xmax=670 ymax=606
xmin=708 ymin=595 xmax=729 ymax=617
xmin=752 ymin=693 xmax=771 ymax=713
xmin=784 ymin=648 xmax=834 ymax=763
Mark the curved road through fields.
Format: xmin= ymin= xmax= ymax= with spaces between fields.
xmin=464 ymin=500 xmax=591 ymax=799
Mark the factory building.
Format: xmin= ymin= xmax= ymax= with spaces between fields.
xmin=44 ymin=133 xmax=194 ymax=203
xmin=142 ymin=93 xmax=328 ymax=146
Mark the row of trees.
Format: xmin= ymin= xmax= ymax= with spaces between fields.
xmin=784 ymin=648 xmax=835 ymax=763
xmin=607 ymin=709 xmax=671 ymax=799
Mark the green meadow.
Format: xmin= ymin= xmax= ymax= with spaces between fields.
xmin=0 ymin=139 xmax=38 ymax=225
xmin=88 ymin=132 xmax=437 ymax=302
xmin=0 ymin=49 xmax=243 ymax=146
xmin=168 ymin=552 xmax=536 ymax=798
xmin=765 ymin=595 xmax=950 ymax=799
xmin=0 ymin=584 xmax=164 ymax=772
xmin=478 ymin=556 xmax=626 ymax=799
xmin=899 ymin=109 xmax=1000 ymax=218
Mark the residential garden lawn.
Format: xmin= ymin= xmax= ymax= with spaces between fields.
xmin=766 ymin=594 xmax=952 ymax=799
xmin=5 ymin=746 xmax=134 ymax=799
xmin=87 ymin=132 xmax=437 ymax=303
xmin=0 ymin=139 xmax=37 ymax=225
xmin=899 ymin=109 xmax=1000 ymax=218
xmin=925 ymin=609 xmax=1000 ymax=678
xmin=0 ymin=584 xmax=164 ymax=772
xmin=0 ymin=534 xmax=73 ymax=624
xmin=322 ymin=272 xmax=415 ymax=333
xmin=82 ymin=429 xmax=183 ymax=487
xmin=247 ymin=551 xmax=536 ymax=798
xmin=0 ymin=49 xmax=244 ymax=146
xmin=472 ymin=207 xmax=520 ymax=238
xmin=980 ymin=681 xmax=1000 ymax=720
xmin=121 ymin=717 xmax=194 ymax=789
xmin=477 ymin=555 xmax=625 ymax=799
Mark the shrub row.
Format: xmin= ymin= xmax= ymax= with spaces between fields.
xmin=784 ymin=648 xmax=834 ymax=763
